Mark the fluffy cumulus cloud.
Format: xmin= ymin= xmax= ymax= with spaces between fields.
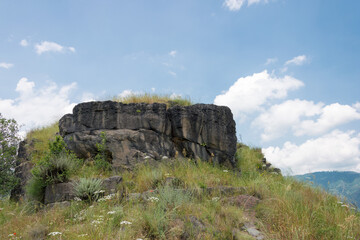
xmin=0 ymin=78 xmax=77 ymax=135
xmin=0 ymin=62 xmax=14 ymax=69
xmin=214 ymin=70 xmax=304 ymax=120
xmin=253 ymin=100 xmax=360 ymax=141
xmin=35 ymin=41 xmax=76 ymax=55
xmin=263 ymin=130 xmax=360 ymax=175
xmin=224 ymin=0 xmax=268 ymax=11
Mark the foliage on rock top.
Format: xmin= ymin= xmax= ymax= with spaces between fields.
xmin=112 ymin=93 xmax=192 ymax=108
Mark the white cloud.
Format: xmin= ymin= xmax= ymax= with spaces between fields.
xmin=253 ymin=100 xmax=360 ymax=141
xmin=252 ymin=99 xmax=323 ymax=141
xmin=168 ymin=71 xmax=177 ymax=77
xmin=20 ymin=39 xmax=28 ymax=47
xmin=224 ymin=0 xmax=268 ymax=11
xmin=285 ymin=55 xmax=307 ymax=66
xmin=0 ymin=62 xmax=14 ymax=69
xmin=247 ymin=0 xmax=268 ymax=6
xmin=265 ymin=58 xmax=277 ymax=65
xmin=35 ymin=41 xmax=75 ymax=55
xmin=296 ymin=103 xmax=360 ymax=136
xmin=117 ymin=90 xmax=143 ymax=99
xmin=263 ymin=130 xmax=360 ymax=175
xmin=0 ymin=78 xmax=77 ymax=133
xmin=169 ymin=50 xmax=177 ymax=57
xmin=214 ymin=70 xmax=304 ymax=120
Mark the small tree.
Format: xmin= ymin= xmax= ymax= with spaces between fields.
xmin=0 ymin=113 xmax=19 ymax=195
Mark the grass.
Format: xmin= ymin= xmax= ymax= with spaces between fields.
xmin=112 ymin=93 xmax=192 ymax=108
xmin=2 ymin=147 xmax=360 ymax=239
xmin=25 ymin=122 xmax=59 ymax=164
xmin=3 ymin=103 xmax=360 ymax=239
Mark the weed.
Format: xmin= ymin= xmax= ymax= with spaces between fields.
xmin=73 ymin=178 xmax=104 ymax=202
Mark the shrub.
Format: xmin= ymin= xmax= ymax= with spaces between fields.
xmin=32 ymin=153 xmax=78 ymax=185
xmin=94 ymin=132 xmax=112 ymax=172
xmin=27 ymin=136 xmax=81 ymax=201
xmin=73 ymin=178 xmax=104 ymax=202
xmin=0 ymin=113 xmax=20 ymax=195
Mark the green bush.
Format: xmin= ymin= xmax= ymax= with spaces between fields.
xmin=94 ymin=132 xmax=112 ymax=171
xmin=32 ymin=153 xmax=78 ymax=185
xmin=73 ymin=178 xmax=104 ymax=202
xmin=27 ymin=136 xmax=81 ymax=201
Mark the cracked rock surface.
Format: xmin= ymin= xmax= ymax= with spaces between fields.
xmin=59 ymin=101 xmax=237 ymax=170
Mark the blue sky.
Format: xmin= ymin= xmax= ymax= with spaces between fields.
xmin=1 ymin=0 xmax=360 ymax=174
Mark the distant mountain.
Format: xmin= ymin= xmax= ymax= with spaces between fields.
xmin=295 ymin=171 xmax=360 ymax=208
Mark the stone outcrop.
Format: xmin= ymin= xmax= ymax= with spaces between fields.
xmin=10 ymin=140 xmax=35 ymax=201
xmin=59 ymin=101 xmax=237 ymax=170
xmin=44 ymin=176 xmax=122 ymax=204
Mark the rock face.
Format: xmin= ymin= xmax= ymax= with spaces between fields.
xmin=10 ymin=140 xmax=34 ymax=201
xmin=59 ymin=101 xmax=237 ymax=169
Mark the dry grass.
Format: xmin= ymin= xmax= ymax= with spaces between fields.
xmin=112 ymin=93 xmax=192 ymax=107
xmin=25 ymin=122 xmax=59 ymax=163
xmin=2 ymin=123 xmax=360 ymax=239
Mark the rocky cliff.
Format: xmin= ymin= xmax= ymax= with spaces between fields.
xmin=59 ymin=101 xmax=237 ymax=170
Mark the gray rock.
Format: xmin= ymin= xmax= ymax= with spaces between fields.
xmin=59 ymin=101 xmax=237 ymax=170
xmin=44 ymin=182 xmax=75 ymax=204
xmin=10 ymin=140 xmax=34 ymax=201
xmin=44 ymin=175 xmax=123 ymax=204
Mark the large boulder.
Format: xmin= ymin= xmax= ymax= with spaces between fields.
xmin=59 ymin=101 xmax=237 ymax=169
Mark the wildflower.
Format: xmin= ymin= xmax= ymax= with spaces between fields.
xmin=107 ymin=211 xmax=116 ymax=215
xmin=149 ymin=190 xmax=154 ymax=193
xmin=165 ymin=173 xmax=171 ymax=177
xmin=48 ymin=232 xmax=62 ymax=236
xmin=94 ymin=190 xmax=105 ymax=194
xmin=91 ymin=220 xmax=102 ymax=224
xmin=78 ymin=234 xmax=88 ymax=237
xmin=212 ymin=197 xmax=220 ymax=202
xmin=223 ymin=170 xmax=228 ymax=173
xmin=74 ymin=197 xmax=82 ymax=201
xmin=8 ymin=233 xmax=16 ymax=237
xmin=97 ymin=198 xmax=106 ymax=202
xmin=120 ymin=220 xmax=132 ymax=225
xmin=341 ymin=204 xmax=349 ymax=208
xmin=147 ymin=197 xmax=159 ymax=202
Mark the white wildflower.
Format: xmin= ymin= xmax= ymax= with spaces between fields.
xmin=120 ymin=220 xmax=132 ymax=225
xmin=165 ymin=173 xmax=171 ymax=177
xmin=147 ymin=197 xmax=159 ymax=202
xmin=91 ymin=220 xmax=102 ymax=225
xmin=94 ymin=190 xmax=105 ymax=194
xmin=223 ymin=170 xmax=228 ymax=173
xmin=212 ymin=197 xmax=220 ymax=202
xmin=78 ymin=234 xmax=88 ymax=237
xmin=74 ymin=197 xmax=82 ymax=201
xmin=97 ymin=198 xmax=106 ymax=202
xmin=107 ymin=211 xmax=116 ymax=215
xmin=341 ymin=204 xmax=349 ymax=208
xmin=48 ymin=232 xmax=62 ymax=236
